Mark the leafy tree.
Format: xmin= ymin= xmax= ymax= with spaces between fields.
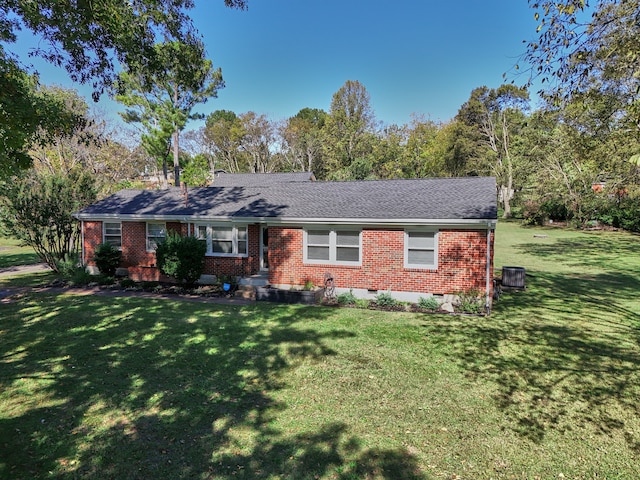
xmin=238 ymin=112 xmax=277 ymax=173
xmin=204 ymin=110 xmax=248 ymax=173
xmin=0 ymin=0 xmax=247 ymax=175
xmin=324 ymin=80 xmax=377 ymax=176
xmin=0 ymin=169 xmax=97 ymax=272
xmin=0 ymin=61 xmax=86 ymax=176
xmin=156 ymin=232 xmax=207 ymax=287
xmin=181 ymin=153 xmax=211 ymax=186
xmin=456 ymin=85 xmax=530 ymax=218
xmin=115 ymin=41 xmax=224 ymax=187
xmin=525 ymin=1 xmax=640 ymax=126
xmin=280 ymin=108 xmax=327 ymax=174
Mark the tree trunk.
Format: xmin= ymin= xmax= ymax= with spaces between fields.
xmin=173 ymin=84 xmax=181 ymax=187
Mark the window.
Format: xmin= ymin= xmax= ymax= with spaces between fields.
xmin=405 ymin=230 xmax=437 ymax=269
xmin=304 ymin=229 xmax=361 ymax=265
xmin=103 ymin=222 xmax=122 ymax=248
xmin=147 ymin=223 xmax=166 ymax=251
xmin=196 ymin=224 xmax=248 ymax=256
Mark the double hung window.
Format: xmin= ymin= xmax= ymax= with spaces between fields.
xmin=305 ymin=229 xmax=361 ymax=265
xmin=146 ymin=223 xmax=166 ymax=251
xmin=197 ymin=224 xmax=247 ymax=256
xmin=103 ymin=222 xmax=122 ymax=248
xmin=404 ymin=230 xmax=437 ymax=269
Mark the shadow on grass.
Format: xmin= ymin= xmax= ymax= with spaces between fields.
xmin=0 ymin=295 xmax=426 ymax=479
xmin=0 ymin=251 xmax=41 ymax=269
xmin=515 ymin=232 xmax=640 ymax=273
xmin=420 ymin=269 xmax=640 ymax=449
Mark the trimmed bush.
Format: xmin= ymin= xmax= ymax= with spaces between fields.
xmin=374 ymin=292 xmax=399 ymax=307
xmin=156 ymin=232 xmax=207 ymax=287
xmin=94 ymin=242 xmax=121 ymax=277
xmin=337 ymin=289 xmax=357 ymax=305
xmin=418 ymin=296 xmax=441 ymax=311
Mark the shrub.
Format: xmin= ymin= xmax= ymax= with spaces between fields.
xmin=0 ymin=169 xmax=96 ymax=272
xmin=155 ymin=232 xmax=207 ymax=287
xmin=96 ymin=275 xmax=115 ymax=286
xmin=374 ymin=291 xmax=399 ymax=307
xmin=418 ymin=296 xmax=441 ymax=311
xmin=457 ymin=290 xmax=484 ymax=314
xmin=354 ymin=298 xmax=370 ymax=309
xmin=337 ymin=289 xmax=357 ymax=305
xmin=93 ymin=242 xmax=121 ymax=277
xmin=119 ymin=278 xmax=137 ymax=289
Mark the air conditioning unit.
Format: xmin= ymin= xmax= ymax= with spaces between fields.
xmin=502 ymin=266 xmax=526 ymax=289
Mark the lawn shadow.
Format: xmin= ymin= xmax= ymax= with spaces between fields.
xmin=420 ymin=269 xmax=640 ymax=449
xmin=0 ymin=294 xmax=427 ymax=479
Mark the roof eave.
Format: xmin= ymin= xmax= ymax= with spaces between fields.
xmin=75 ymin=212 xmax=497 ymax=228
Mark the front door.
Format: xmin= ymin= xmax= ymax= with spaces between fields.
xmin=260 ymin=226 xmax=269 ymax=271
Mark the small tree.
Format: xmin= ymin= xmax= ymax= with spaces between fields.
xmin=155 ymin=232 xmax=206 ymax=287
xmin=94 ymin=243 xmax=122 ymax=277
xmin=0 ymin=169 xmax=97 ymax=272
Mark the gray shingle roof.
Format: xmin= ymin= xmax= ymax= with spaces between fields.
xmin=212 ymin=172 xmax=315 ymax=186
xmin=77 ymin=177 xmax=497 ymax=222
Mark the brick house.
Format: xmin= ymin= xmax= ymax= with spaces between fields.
xmin=75 ymin=175 xmax=497 ymax=305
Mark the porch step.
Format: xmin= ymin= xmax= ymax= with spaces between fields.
xmin=238 ymin=273 xmax=269 ymax=288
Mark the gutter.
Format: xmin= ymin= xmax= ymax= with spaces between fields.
xmin=74 ymin=213 xmax=498 ymax=229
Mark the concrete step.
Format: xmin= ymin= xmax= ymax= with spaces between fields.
xmin=238 ymin=274 xmax=269 ymax=287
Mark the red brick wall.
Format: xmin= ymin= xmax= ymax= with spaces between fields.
xmin=82 ymin=220 xmax=260 ymax=281
xmin=268 ymin=226 xmax=494 ymax=295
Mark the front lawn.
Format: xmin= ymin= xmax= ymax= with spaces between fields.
xmin=0 ymin=223 xmax=639 ymax=478
xmin=0 ymin=236 xmax=40 ymax=269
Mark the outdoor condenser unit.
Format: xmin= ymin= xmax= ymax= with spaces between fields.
xmin=501 ymin=266 xmax=526 ymax=289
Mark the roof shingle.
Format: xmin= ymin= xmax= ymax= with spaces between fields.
xmin=77 ymin=177 xmax=497 ymax=222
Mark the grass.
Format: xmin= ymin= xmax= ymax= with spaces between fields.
xmin=0 ymin=236 xmax=40 ymax=268
xmin=0 ymin=222 xmax=639 ymax=478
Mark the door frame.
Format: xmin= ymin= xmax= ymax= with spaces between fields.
xmin=259 ymin=225 xmax=268 ymax=271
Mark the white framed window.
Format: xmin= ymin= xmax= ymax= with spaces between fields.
xmin=146 ymin=222 xmax=166 ymax=251
xmin=103 ymin=222 xmax=122 ymax=248
xmin=196 ymin=224 xmax=248 ymax=257
xmin=304 ymin=228 xmax=361 ymax=265
xmin=404 ymin=230 xmax=438 ymax=269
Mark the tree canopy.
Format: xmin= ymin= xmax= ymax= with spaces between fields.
xmin=0 ymin=0 xmax=248 ymax=175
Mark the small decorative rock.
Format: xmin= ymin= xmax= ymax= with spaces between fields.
xmin=440 ymin=302 xmax=455 ymax=313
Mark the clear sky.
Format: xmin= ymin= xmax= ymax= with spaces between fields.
xmin=11 ymin=0 xmax=540 ymax=128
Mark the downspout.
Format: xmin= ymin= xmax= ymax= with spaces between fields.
xmin=81 ymin=220 xmax=85 ymax=266
xmin=485 ymin=224 xmax=492 ymax=315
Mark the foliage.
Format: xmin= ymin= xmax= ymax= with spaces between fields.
xmin=115 ymin=41 xmax=224 ymax=186
xmin=0 ymin=0 xmax=247 ymax=176
xmin=119 ymin=278 xmax=138 ymax=289
xmin=57 ymin=252 xmax=93 ymax=285
xmin=0 ymin=61 xmax=87 ymax=176
xmin=336 ymin=289 xmax=357 ymax=305
xmin=324 ymin=80 xmax=377 ymax=175
xmin=418 ymin=296 xmax=441 ymax=311
xmin=374 ymin=291 xmax=399 ymax=307
xmin=0 ymin=169 xmax=96 ymax=272
xmin=155 ymin=232 xmax=207 ymax=287
xmin=93 ymin=243 xmax=122 ymax=277
xmin=456 ymin=84 xmax=530 ymax=218
xmin=181 ymin=153 xmax=211 ymax=186
xmin=457 ymin=290 xmax=484 ymax=314
xmin=594 ymin=196 xmax=640 ymax=233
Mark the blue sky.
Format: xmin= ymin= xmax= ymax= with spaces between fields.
xmin=11 ymin=0 xmax=540 ymax=128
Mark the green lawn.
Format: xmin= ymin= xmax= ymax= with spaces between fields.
xmin=0 ymin=236 xmax=40 ymax=268
xmin=0 ymin=223 xmax=639 ymax=479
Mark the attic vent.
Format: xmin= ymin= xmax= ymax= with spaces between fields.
xmin=502 ymin=266 xmax=526 ymax=289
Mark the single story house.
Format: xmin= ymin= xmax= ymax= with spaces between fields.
xmin=75 ymin=175 xmax=497 ymax=305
